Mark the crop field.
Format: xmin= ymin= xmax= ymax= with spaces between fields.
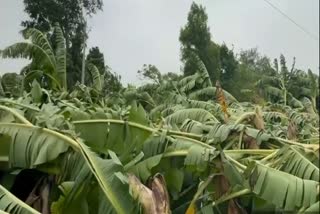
xmin=0 ymin=1 xmax=319 ymax=213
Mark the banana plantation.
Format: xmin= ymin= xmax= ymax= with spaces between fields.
xmin=0 ymin=23 xmax=319 ymax=214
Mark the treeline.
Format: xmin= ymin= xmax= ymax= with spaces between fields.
xmin=0 ymin=1 xmax=318 ymax=111
xmin=139 ymin=2 xmax=319 ymax=111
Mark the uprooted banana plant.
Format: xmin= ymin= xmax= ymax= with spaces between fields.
xmin=0 ymin=53 xmax=318 ymax=213
xmin=0 ymin=77 xmax=318 ymax=214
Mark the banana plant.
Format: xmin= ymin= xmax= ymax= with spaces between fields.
xmin=0 ymin=87 xmax=318 ymax=214
xmin=0 ymin=54 xmax=319 ymax=214
xmin=0 ymin=23 xmax=66 ymax=90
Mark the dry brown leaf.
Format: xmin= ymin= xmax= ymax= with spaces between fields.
xmin=228 ymin=199 xmax=247 ymax=214
xmin=25 ymin=177 xmax=51 ymax=214
xmin=128 ymin=173 xmax=171 ymax=214
xmin=243 ymin=134 xmax=259 ymax=149
xmin=148 ymin=173 xmax=171 ymax=214
xmin=253 ymin=106 xmax=265 ymax=130
xmin=287 ymin=120 xmax=298 ymax=140
xmin=215 ymin=81 xmax=230 ymax=122
xmin=185 ymin=203 xmax=196 ymax=214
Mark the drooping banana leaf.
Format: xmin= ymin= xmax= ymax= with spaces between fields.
xmin=0 ymin=184 xmax=40 ymax=214
xmin=73 ymin=119 xmax=152 ymax=155
xmin=51 ymin=181 xmax=90 ymax=214
xmin=188 ymin=86 xmax=238 ymax=103
xmin=267 ymin=146 xmax=319 ymax=181
xmin=21 ymin=28 xmax=55 ymax=65
xmin=0 ymin=122 xmax=137 ymax=214
xmin=0 ymin=43 xmax=55 ymax=72
xmin=184 ymin=146 xmax=218 ymax=173
xmin=165 ymin=108 xmax=219 ymax=125
xmin=0 ymin=123 xmax=69 ymax=169
xmin=87 ymin=63 xmax=103 ymax=92
xmin=246 ymin=162 xmax=319 ymax=211
xmin=53 ymin=23 xmax=67 ymax=89
xmin=75 ymin=143 xmax=138 ymax=214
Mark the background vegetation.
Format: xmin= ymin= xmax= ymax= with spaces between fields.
xmin=0 ymin=1 xmax=319 ymax=214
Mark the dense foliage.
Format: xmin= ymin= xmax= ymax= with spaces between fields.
xmin=180 ymin=3 xmax=221 ymax=83
xmin=0 ymin=1 xmax=319 ymax=214
xmin=0 ymin=54 xmax=319 ymax=213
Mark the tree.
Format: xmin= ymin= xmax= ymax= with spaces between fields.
xmin=239 ymin=48 xmax=274 ymax=75
xmin=256 ymin=56 xmax=275 ymax=75
xmin=138 ymin=64 xmax=162 ymax=84
xmin=67 ymin=23 xmax=87 ymax=88
xmin=231 ymin=48 xmax=276 ymax=102
xmin=280 ymin=54 xmax=288 ymax=74
xmin=255 ymin=55 xmax=305 ymax=106
xmin=22 ymin=0 xmax=103 ymax=44
xmin=86 ymin=47 xmax=105 ymax=74
xmin=220 ymin=44 xmax=238 ymax=91
xmin=103 ymin=70 xmax=122 ymax=95
xmin=84 ymin=46 xmax=105 ymax=86
xmin=179 ymin=2 xmax=221 ymax=83
xmin=162 ymin=72 xmax=181 ymax=83
xmin=306 ymin=69 xmax=320 ymax=112
xmin=0 ymin=73 xmax=24 ymax=97
xmin=22 ymin=0 xmax=103 ymax=86
xmin=239 ymin=48 xmax=259 ymax=67
xmin=287 ymin=69 xmax=319 ymax=112
xmin=86 ymin=46 xmax=122 ymax=95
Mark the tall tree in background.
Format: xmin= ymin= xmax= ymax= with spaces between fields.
xmin=255 ymin=54 xmax=302 ymax=106
xmin=287 ymin=69 xmax=319 ymax=112
xmin=239 ymin=48 xmax=259 ymax=68
xmin=22 ymin=0 xmax=103 ymax=88
xmin=239 ymin=48 xmax=275 ymax=76
xmin=180 ymin=2 xmax=221 ymax=83
xmin=22 ymin=0 xmax=103 ymax=44
xmin=86 ymin=47 xmax=122 ymax=95
xmin=220 ymin=44 xmax=238 ymax=93
xmin=86 ymin=47 xmax=105 ymax=74
xmin=138 ymin=64 xmax=162 ymax=84
xmin=233 ymin=48 xmax=276 ymax=103
xmin=273 ymin=58 xmax=279 ymax=73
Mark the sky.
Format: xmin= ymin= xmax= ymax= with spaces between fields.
xmin=0 ymin=0 xmax=319 ymax=84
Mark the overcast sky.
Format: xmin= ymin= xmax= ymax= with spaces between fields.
xmin=0 ymin=0 xmax=319 ymax=84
